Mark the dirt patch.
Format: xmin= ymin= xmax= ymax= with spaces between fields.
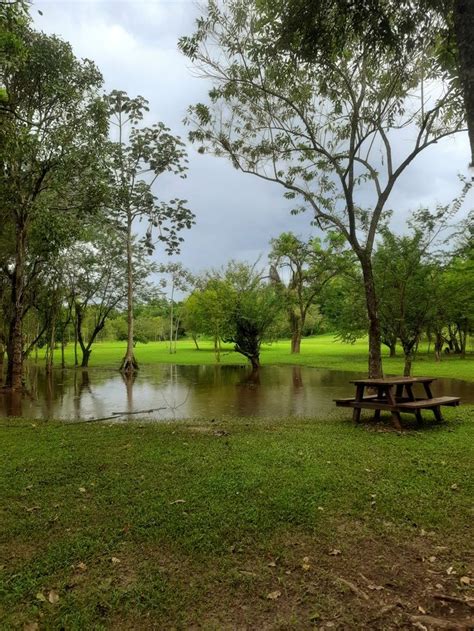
xmin=107 ymin=528 xmax=473 ymax=630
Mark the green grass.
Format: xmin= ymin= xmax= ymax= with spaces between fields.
xmin=1 ymin=408 xmax=473 ymax=629
xmin=58 ymin=333 xmax=474 ymax=381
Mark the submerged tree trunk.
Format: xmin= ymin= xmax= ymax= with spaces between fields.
xmin=80 ymin=348 xmax=91 ymax=368
xmin=5 ymin=221 xmax=27 ymax=390
xmin=249 ymin=354 xmax=260 ymax=371
xmin=75 ymin=304 xmax=106 ymax=369
xmin=359 ymin=253 xmax=383 ymax=378
xmin=121 ymin=209 xmax=138 ymax=374
xmin=46 ymin=313 xmax=56 ymax=374
xmin=73 ymin=310 xmax=78 ymax=366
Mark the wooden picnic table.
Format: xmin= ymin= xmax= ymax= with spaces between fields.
xmin=335 ymin=376 xmax=460 ymax=430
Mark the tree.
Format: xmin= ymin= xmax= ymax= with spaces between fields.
xmin=179 ymin=0 xmax=466 ymax=377
xmin=221 ymin=262 xmax=282 ymax=370
xmin=373 ymin=231 xmax=436 ymax=376
xmin=64 ymin=234 xmax=152 ymax=367
xmin=269 ymin=231 xmax=351 ymax=353
xmin=439 ymin=235 xmax=474 ymax=358
xmin=259 ymin=0 xmax=474 ymax=168
xmin=105 ymin=91 xmax=194 ymax=374
xmin=157 ymin=262 xmax=195 ymax=354
xmin=1 ymin=9 xmax=108 ymax=389
xmin=319 ymin=270 xmax=368 ymax=345
xmin=183 ymin=279 xmax=233 ymax=360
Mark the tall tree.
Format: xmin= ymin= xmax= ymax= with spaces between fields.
xmin=105 ymin=90 xmax=194 ymax=374
xmin=1 ymin=9 xmax=107 ymax=389
xmin=180 ymin=0 xmax=466 ymax=376
xmin=157 ymin=262 xmax=195 ymax=354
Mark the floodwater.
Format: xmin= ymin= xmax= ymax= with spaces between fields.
xmin=0 ymin=363 xmax=473 ymax=421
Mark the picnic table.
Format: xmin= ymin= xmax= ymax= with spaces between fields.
xmin=334 ymin=376 xmax=460 ymax=430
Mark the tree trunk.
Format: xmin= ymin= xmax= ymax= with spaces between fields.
xmin=460 ymin=320 xmax=468 ymax=359
xmin=434 ymin=331 xmax=444 ymax=362
xmin=5 ymin=221 xmax=27 ymax=390
xmin=382 ymin=337 xmax=397 ymax=357
xmin=174 ymin=314 xmax=180 ymax=353
xmin=359 ymin=254 xmax=383 ymax=378
xmin=214 ymin=335 xmax=220 ymax=362
xmin=81 ymin=348 xmax=92 ymax=368
xmin=403 ymin=352 xmax=412 ymax=377
xmin=289 ymin=311 xmax=302 ymax=354
xmin=192 ymin=334 xmax=200 ymax=350
xmin=447 ymin=324 xmax=461 ymax=353
xmin=249 ymin=354 xmax=260 ymax=371
xmin=46 ymin=313 xmax=56 ymax=374
xmin=453 ymin=0 xmax=474 ymax=167
xmin=73 ymin=311 xmax=78 ymax=366
xmin=120 ymin=210 xmax=138 ymax=373
xmin=291 ymin=333 xmax=301 ymax=353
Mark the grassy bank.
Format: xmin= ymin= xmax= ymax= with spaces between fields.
xmin=1 ymin=408 xmax=473 ymax=629
xmin=56 ymin=334 xmax=474 ymax=381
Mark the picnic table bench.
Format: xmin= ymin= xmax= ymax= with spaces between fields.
xmin=334 ymin=377 xmax=460 ymax=430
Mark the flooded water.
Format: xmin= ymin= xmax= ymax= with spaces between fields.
xmin=0 ymin=363 xmax=473 ymax=421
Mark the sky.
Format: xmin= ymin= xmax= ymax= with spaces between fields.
xmin=32 ymin=0 xmax=473 ymax=276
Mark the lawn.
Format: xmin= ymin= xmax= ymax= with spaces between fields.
xmin=1 ymin=408 xmax=473 ymax=629
xmin=58 ymin=333 xmax=474 ymax=381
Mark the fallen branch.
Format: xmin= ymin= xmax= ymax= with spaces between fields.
xmin=409 ymin=614 xmax=469 ymax=630
xmin=367 ymin=603 xmax=399 ymax=623
xmin=433 ymin=593 xmax=474 ymax=608
xmin=335 ymin=576 xmax=369 ymax=601
xmin=75 ymin=407 xmax=167 ymax=423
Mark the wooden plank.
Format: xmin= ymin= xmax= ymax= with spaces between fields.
xmin=333 ymin=395 xmax=378 ymax=403
xmin=350 ymin=377 xmax=435 ymax=386
xmin=336 ymin=401 xmax=397 ymax=410
xmin=398 ymin=396 xmax=460 ymax=409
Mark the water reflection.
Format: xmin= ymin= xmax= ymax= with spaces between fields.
xmin=0 ymin=362 xmax=472 ymax=421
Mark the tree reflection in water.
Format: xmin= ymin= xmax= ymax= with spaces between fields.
xmin=0 ymin=363 xmax=472 ymax=421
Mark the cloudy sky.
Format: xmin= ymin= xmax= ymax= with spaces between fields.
xmin=33 ymin=0 xmax=472 ymax=275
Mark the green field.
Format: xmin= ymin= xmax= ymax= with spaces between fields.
xmin=57 ymin=333 xmax=474 ymax=381
xmin=1 ymin=408 xmax=473 ymax=629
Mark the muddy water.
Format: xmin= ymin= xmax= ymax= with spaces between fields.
xmin=0 ymin=363 xmax=473 ymax=421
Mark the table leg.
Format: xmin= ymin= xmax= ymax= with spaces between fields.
xmin=433 ymin=406 xmax=443 ymax=422
xmin=406 ymin=384 xmax=423 ymax=424
xmin=395 ymin=384 xmax=403 ymax=400
xmin=372 ymin=385 xmax=385 ymax=421
xmin=385 ymin=385 xmax=402 ymax=430
xmin=423 ymin=382 xmax=434 ymax=398
xmin=353 ymin=384 xmax=364 ymax=423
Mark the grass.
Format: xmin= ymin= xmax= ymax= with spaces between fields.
xmin=57 ymin=333 xmax=474 ymax=381
xmin=1 ymin=408 xmax=473 ymax=629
